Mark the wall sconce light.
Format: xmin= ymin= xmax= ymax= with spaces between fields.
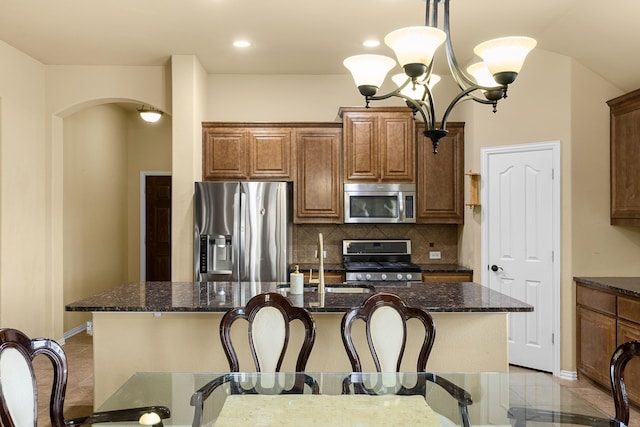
xmin=466 ymin=171 xmax=480 ymax=209
xmin=137 ymin=105 xmax=163 ymax=123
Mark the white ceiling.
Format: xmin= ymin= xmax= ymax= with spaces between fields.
xmin=1 ymin=0 xmax=638 ymax=93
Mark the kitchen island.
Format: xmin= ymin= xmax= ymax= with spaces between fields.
xmin=67 ymin=281 xmax=531 ymax=406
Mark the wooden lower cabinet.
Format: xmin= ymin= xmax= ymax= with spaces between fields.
xmin=576 ymin=281 xmax=640 ymax=406
xmin=576 ymin=305 xmax=617 ymax=387
xmin=322 ymin=272 xmax=345 ymax=284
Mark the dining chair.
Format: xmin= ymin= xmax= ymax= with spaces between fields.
xmin=508 ymin=339 xmax=640 ymax=426
xmin=190 ymin=292 xmax=318 ymax=427
xmin=340 ymin=292 xmax=473 ymax=427
xmin=0 ymin=327 xmax=170 ymax=427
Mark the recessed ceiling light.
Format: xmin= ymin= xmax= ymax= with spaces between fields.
xmin=363 ymin=40 xmax=380 ymax=48
xmin=233 ymin=40 xmax=251 ymax=48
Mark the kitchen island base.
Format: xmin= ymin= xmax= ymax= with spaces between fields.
xmin=92 ymin=311 xmax=508 ymax=406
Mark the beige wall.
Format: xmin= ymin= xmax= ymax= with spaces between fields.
xmin=0 ymin=41 xmax=49 ymax=338
xmin=63 ymin=103 xmax=172 ymax=331
xmin=63 ymin=105 xmax=129 ymax=329
xmin=2 ymin=40 xmax=640 ymax=374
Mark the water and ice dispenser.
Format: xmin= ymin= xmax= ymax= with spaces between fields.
xmin=199 ymin=234 xmax=233 ymax=275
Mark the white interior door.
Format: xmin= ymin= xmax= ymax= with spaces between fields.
xmin=481 ymin=142 xmax=560 ymax=374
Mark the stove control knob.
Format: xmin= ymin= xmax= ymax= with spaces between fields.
xmin=396 ymin=273 xmax=403 ymax=280
xmin=365 ymin=274 xmax=372 ymax=281
xmin=406 ymin=273 xmax=413 ymax=281
xmin=381 ymin=274 xmax=387 ymax=281
xmin=356 ymin=273 xmax=363 ymax=281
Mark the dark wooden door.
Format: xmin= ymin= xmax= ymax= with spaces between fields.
xmin=145 ymin=175 xmax=171 ymax=281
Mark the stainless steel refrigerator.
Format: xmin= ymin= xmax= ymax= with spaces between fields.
xmin=194 ymin=182 xmax=291 ymax=282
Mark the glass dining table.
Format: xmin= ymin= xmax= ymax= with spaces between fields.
xmin=97 ymin=371 xmax=624 ymax=426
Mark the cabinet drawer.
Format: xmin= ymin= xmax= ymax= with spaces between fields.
xmin=422 ymin=272 xmax=472 ymax=283
xmin=619 ymin=295 xmax=640 ymax=323
xmin=576 ymin=284 xmax=617 ymax=316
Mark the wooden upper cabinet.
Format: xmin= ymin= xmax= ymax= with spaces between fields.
xmin=294 ymin=126 xmax=343 ymax=223
xmin=247 ymin=129 xmax=292 ymax=179
xmin=202 ymin=123 xmax=292 ymax=181
xmin=202 ymin=127 xmax=248 ymax=180
xmin=607 ymin=89 xmax=640 ymax=226
xmin=340 ymin=107 xmax=415 ymax=183
xmin=416 ymin=122 xmax=465 ymax=224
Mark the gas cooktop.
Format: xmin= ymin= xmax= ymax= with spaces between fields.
xmin=343 ymin=239 xmax=421 ymax=282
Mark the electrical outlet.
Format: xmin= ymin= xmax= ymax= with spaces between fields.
xmin=314 ymin=250 xmax=328 ymax=258
xmin=429 ymin=251 xmax=442 ymax=260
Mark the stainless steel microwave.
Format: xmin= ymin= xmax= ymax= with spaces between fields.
xmin=344 ymin=183 xmax=416 ymax=224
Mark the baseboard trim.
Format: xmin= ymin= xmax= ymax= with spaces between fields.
xmin=558 ymin=370 xmax=578 ymax=381
xmin=63 ymin=322 xmax=89 ymax=341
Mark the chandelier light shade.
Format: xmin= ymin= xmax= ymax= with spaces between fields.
xmin=343 ymin=0 xmax=536 ymax=153
xmin=466 ymin=63 xmax=503 ymax=101
xmin=473 ymin=36 xmax=537 ymax=85
xmin=343 ymin=54 xmax=396 ymax=97
xmin=138 ymin=105 xmax=163 ymax=123
xmin=384 ymin=26 xmax=446 ymax=74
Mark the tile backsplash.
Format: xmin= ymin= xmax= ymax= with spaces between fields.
xmin=292 ymin=224 xmax=459 ymax=265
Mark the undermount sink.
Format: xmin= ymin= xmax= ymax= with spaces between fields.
xmin=323 ymin=284 xmax=373 ymax=294
xmin=277 ymin=283 xmax=374 ymax=294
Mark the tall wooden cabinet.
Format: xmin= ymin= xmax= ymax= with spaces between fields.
xmin=339 ymin=107 xmax=416 ymax=183
xmin=293 ymin=125 xmax=343 ymax=223
xmin=607 ymin=89 xmax=640 ymax=226
xmin=416 ymin=122 xmax=465 ymax=224
xmin=202 ymin=123 xmax=293 ymax=181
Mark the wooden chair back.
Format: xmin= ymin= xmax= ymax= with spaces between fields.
xmin=0 ymin=328 xmax=170 ymax=427
xmin=341 ymin=292 xmax=435 ymax=373
xmin=610 ymin=339 xmax=640 ymax=426
xmin=0 ymin=328 xmax=67 ymax=427
xmin=220 ymin=292 xmax=316 ymax=372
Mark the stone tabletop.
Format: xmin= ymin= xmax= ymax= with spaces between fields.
xmin=66 ymin=281 xmax=532 ymax=314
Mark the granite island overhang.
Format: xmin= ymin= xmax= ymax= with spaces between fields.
xmin=66 ymin=281 xmax=532 ymax=406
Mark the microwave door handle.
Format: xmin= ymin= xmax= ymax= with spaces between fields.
xmin=398 ymin=192 xmax=405 ymax=221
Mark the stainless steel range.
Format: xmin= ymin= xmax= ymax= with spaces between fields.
xmin=343 ymin=239 xmax=421 ymax=282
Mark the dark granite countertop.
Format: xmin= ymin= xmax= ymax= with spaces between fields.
xmin=66 ymin=281 xmax=531 ymax=314
xmin=293 ymin=263 xmax=473 ymax=274
xmin=574 ymin=277 xmax=640 ymax=298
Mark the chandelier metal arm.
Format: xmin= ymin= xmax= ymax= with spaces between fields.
xmin=366 ymin=84 xmax=433 ymax=126
xmin=439 ymin=86 xmax=497 ymax=130
xmin=441 ymin=0 xmax=505 ymax=95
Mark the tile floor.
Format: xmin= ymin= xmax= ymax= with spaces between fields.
xmin=34 ymin=332 xmax=640 ymax=426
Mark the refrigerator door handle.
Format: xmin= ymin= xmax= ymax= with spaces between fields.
xmin=234 ymin=189 xmax=244 ymax=281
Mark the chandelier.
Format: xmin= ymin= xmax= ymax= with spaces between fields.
xmin=343 ymin=0 xmax=536 ymax=153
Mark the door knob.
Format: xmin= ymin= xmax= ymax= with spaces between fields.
xmin=490 ymin=265 xmax=503 ymax=272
